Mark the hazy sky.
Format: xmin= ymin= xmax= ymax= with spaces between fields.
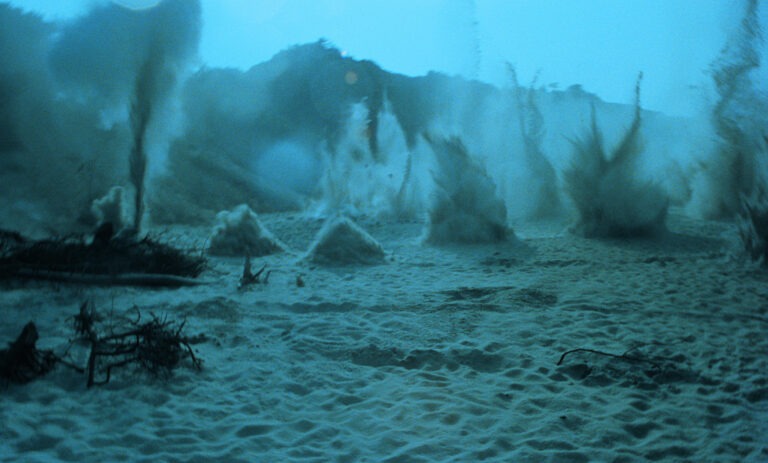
xmin=6 ymin=0 xmax=767 ymax=116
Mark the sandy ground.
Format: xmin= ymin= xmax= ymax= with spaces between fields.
xmin=1 ymin=211 xmax=767 ymax=462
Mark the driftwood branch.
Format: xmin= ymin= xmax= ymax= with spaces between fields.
xmin=83 ymin=308 xmax=202 ymax=388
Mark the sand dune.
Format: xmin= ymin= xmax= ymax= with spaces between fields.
xmin=1 ymin=211 xmax=767 ymax=462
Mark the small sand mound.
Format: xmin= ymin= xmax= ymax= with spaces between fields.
xmin=305 ymin=216 xmax=385 ymax=265
xmin=208 ymin=204 xmax=286 ymax=257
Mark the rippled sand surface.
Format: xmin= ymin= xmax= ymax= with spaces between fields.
xmin=2 ymin=212 xmax=767 ymax=462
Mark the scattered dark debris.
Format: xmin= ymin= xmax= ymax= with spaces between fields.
xmin=238 ymin=256 xmax=270 ymax=289
xmin=556 ymin=345 xmax=702 ymax=390
xmin=1 ymin=301 xmax=203 ymax=388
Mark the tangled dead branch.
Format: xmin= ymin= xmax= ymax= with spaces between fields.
xmin=556 ymin=343 xmax=704 ymax=390
xmin=73 ymin=302 xmax=202 ymax=387
xmin=1 ymin=302 xmax=203 ymax=388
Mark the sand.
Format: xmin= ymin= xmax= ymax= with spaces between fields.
xmin=1 ymin=210 xmax=767 ymax=462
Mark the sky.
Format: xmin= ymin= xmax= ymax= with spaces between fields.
xmin=6 ymin=0 xmax=767 ymax=117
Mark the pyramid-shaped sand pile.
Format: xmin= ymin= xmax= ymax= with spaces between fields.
xmin=208 ymin=204 xmax=286 ymax=257
xmin=305 ymin=216 xmax=385 ymax=265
